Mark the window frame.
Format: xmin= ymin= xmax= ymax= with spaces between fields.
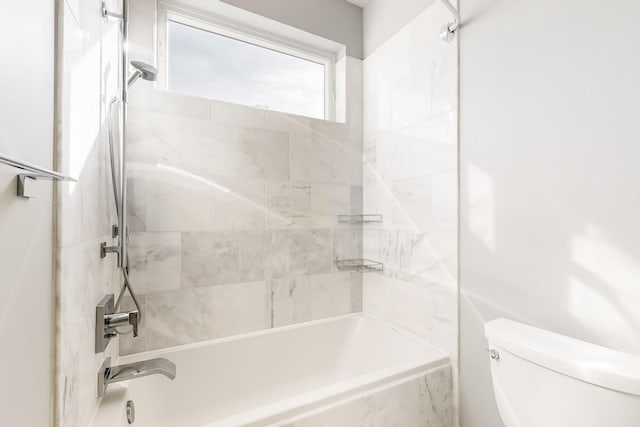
xmin=157 ymin=2 xmax=337 ymax=121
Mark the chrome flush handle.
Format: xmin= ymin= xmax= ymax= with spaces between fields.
xmin=485 ymin=348 xmax=500 ymax=361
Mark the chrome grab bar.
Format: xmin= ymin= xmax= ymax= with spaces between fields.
xmin=0 ymin=153 xmax=76 ymax=198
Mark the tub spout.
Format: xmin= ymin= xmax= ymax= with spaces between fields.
xmin=98 ymin=357 xmax=176 ymax=397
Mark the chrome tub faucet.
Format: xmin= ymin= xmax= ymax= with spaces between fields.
xmin=98 ymin=357 xmax=176 ymax=397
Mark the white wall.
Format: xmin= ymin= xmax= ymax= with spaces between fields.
xmin=459 ymin=0 xmax=640 ymax=425
xmin=363 ymin=0 xmax=436 ymax=56
xmin=221 ymin=0 xmax=363 ymax=58
xmin=0 ymin=1 xmax=54 ymax=426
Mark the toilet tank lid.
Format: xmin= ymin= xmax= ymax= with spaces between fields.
xmin=485 ymin=318 xmax=640 ymax=396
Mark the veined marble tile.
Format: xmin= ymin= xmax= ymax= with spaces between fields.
xmin=210 ymin=99 xmax=266 ymax=128
xmin=308 ymin=273 xmax=355 ymax=320
xmin=351 ymin=273 xmax=363 ymax=312
xmin=363 ymin=273 xmax=394 ymax=325
xmin=128 ymin=232 xmax=181 ymax=293
xmin=289 ymin=229 xmax=332 ymax=276
xmin=127 ymin=173 xmax=147 ymax=232
xmin=391 ymin=176 xmax=434 ymax=231
xmin=285 ymin=366 xmax=453 ymax=427
xmin=179 ymin=119 xmax=239 ymax=175
xmin=350 ymin=186 xmax=363 ymax=215
xmin=310 ymin=183 xmax=351 ymax=228
xmin=332 ymin=229 xmax=363 ymax=268
xmin=239 ymin=230 xmax=289 ymax=281
xmin=391 ymin=279 xmax=437 ymax=340
xmin=362 ymin=165 xmax=394 ymax=229
xmin=239 ymin=230 xmax=270 ymax=282
xmin=146 ymin=288 xmax=212 ymax=350
xmin=264 ymin=109 xmax=313 ymax=136
xmin=212 ymin=177 xmax=266 ymax=231
xmin=409 ymin=231 xmax=457 ymax=286
xmin=180 ymin=118 xmax=289 ymax=179
xmin=266 ymin=181 xmax=311 ymax=229
xmin=58 ymin=181 xmax=82 ymax=247
xmin=290 ymin=132 xmax=361 ymax=186
xmin=80 ymin=139 xmax=111 ymax=241
xmin=376 ymin=130 xmax=413 ymax=182
xmin=58 ymin=238 xmax=120 ymax=427
xmin=127 ymin=108 xmax=181 ymax=167
xmin=409 ymin=116 xmax=457 ymax=174
xmin=211 ymin=281 xmax=271 ymax=339
xmin=145 ymin=169 xmax=212 ymax=231
xmin=268 ymin=230 xmax=290 ymax=279
xmin=280 ymin=269 xmax=359 ymax=321
xmin=129 ymin=85 xmax=210 ymax=119
xmin=182 ymin=231 xmax=240 ymax=287
xmin=390 ymin=76 xmax=432 ymax=131
xmin=271 ymin=277 xmax=312 ymax=327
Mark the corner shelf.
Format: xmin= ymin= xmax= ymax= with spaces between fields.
xmin=335 ymin=259 xmax=384 ymax=273
xmin=338 ymin=214 xmax=383 ymax=224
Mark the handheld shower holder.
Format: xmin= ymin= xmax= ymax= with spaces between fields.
xmin=95 ymin=294 xmax=139 ymax=353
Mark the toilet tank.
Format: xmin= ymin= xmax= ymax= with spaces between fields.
xmin=485 ymin=319 xmax=640 ymax=427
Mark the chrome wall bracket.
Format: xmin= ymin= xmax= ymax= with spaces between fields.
xmin=97 ymin=357 xmax=112 ymax=397
xmin=439 ymin=0 xmax=460 ymax=42
xmin=0 ymin=153 xmax=76 ymax=199
xmin=101 ymin=2 xmax=123 ymax=20
xmin=335 ymin=259 xmax=384 ymax=273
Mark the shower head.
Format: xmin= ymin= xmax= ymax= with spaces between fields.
xmin=127 ymin=61 xmax=158 ymax=88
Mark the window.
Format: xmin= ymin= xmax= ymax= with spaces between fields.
xmin=165 ymin=19 xmax=332 ymax=120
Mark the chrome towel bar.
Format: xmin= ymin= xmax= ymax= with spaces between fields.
xmin=0 ymin=153 xmax=76 ymax=198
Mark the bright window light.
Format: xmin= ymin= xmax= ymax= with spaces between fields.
xmin=167 ymin=21 xmax=327 ymax=120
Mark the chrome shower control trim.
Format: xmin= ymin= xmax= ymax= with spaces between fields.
xmin=95 ymin=294 xmax=139 ymax=353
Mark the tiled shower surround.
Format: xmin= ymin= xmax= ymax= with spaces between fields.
xmin=362 ymin=0 xmax=459 ymax=391
xmin=56 ymin=1 xmax=122 ymax=425
xmin=121 ymin=66 xmax=364 ymax=352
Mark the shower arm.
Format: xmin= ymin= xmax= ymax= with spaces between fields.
xmin=439 ymin=0 xmax=460 ymax=42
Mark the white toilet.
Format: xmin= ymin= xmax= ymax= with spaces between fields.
xmin=485 ymin=318 xmax=640 ymax=427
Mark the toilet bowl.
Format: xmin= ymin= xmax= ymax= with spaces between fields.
xmin=485 ymin=318 xmax=640 ymax=427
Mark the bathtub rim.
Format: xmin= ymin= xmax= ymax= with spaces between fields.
xmin=207 ymin=362 xmax=451 ymax=427
xmin=117 ymin=313 xmax=449 ymax=364
xmin=104 ymin=313 xmax=450 ymax=427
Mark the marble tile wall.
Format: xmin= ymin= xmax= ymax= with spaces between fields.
xmin=121 ymin=57 xmax=364 ymax=354
xmin=56 ymin=0 xmax=123 ymax=426
xmin=361 ymin=0 xmax=459 ymax=418
xmin=280 ymin=365 xmax=453 ymax=427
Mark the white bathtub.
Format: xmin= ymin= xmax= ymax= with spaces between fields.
xmin=92 ymin=314 xmax=451 ymax=427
